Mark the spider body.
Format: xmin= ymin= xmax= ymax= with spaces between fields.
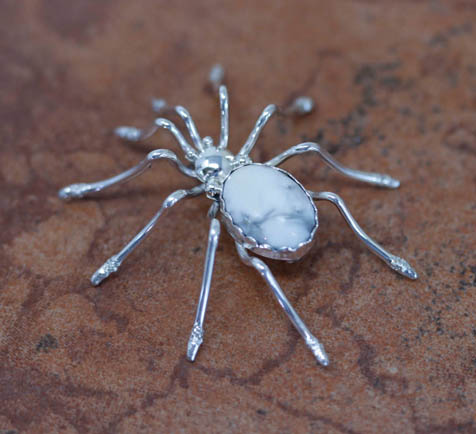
xmin=58 ymin=68 xmax=417 ymax=367
xmin=220 ymin=163 xmax=318 ymax=261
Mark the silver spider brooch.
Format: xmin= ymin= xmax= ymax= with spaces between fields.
xmin=59 ymin=66 xmax=418 ymax=367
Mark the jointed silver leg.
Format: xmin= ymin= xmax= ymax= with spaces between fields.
xmin=151 ymin=97 xmax=205 ymax=152
xmin=206 ymin=64 xmax=229 ymax=150
xmin=311 ymin=191 xmax=418 ymax=279
xmin=217 ymin=85 xmax=229 ymax=150
xmin=115 ymin=118 xmax=199 ymax=162
xmin=175 ymin=106 xmax=204 ymax=153
xmin=90 ymin=184 xmax=205 ymax=286
xmin=187 ymin=205 xmax=221 ymax=362
xmin=238 ymin=104 xmax=277 ymax=157
xmin=58 ymin=149 xmax=196 ymax=200
xmin=235 ymin=243 xmax=329 ymax=366
xmin=266 ymin=142 xmax=400 ymax=189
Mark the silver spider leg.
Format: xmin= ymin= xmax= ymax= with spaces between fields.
xmin=311 ymin=191 xmax=418 ymax=279
xmin=217 ymin=85 xmax=229 ymax=150
xmin=208 ymin=64 xmax=228 ymax=150
xmin=236 ymin=94 xmax=316 ymax=158
xmin=174 ymin=106 xmax=204 ymax=153
xmin=238 ymin=104 xmax=277 ymax=157
xmin=235 ymin=243 xmax=329 ymax=366
xmin=91 ymin=184 xmax=205 ymax=286
xmin=187 ymin=203 xmax=221 ymax=361
xmin=150 ymin=97 xmax=206 ymax=152
xmin=266 ymin=142 xmax=400 ymax=189
xmin=115 ymin=119 xmax=199 ymax=162
xmin=58 ymin=149 xmax=197 ymax=200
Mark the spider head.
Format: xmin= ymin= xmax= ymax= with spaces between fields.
xmin=194 ymin=147 xmax=234 ymax=184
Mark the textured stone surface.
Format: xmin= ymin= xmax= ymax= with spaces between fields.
xmin=0 ymin=1 xmax=475 ymax=433
xmin=222 ymin=164 xmax=317 ymax=252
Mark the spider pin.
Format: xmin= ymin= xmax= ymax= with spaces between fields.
xmin=59 ymin=65 xmax=418 ymax=367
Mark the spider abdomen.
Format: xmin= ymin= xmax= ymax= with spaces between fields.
xmin=220 ymin=164 xmax=318 ymax=261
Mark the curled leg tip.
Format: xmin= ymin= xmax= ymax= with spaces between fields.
xmin=186 ymin=323 xmax=204 ymax=362
xmin=373 ymin=174 xmax=400 ymax=189
xmin=386 ymin=177 xmax=400 ymax=189
xmin=90 ymin=256 xmax=120 ymax=286
xmin=90 ymin=272 xmax=105 ymax=287
xmin=114 ymin=126 xmax=141 ymax=141
xmin=151 ymin=98 xmax=167 ymax=113
xmin=58 ymin=187 xmax=73 ymax=201
xmin=307 ymin=337 xmax=329 ymax=367
xmin=288 ymin=96 xmax=315 ymax=116
xmin=209 ymin=64 xmax=225 ymax=89
xmin=389 ymin=256 xmax=418 ymax=280
xmin=58 ymin=183 xmax=89 ymax=201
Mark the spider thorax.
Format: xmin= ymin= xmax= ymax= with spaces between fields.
xmin=194 ymin=147 xmax=237 ymax=198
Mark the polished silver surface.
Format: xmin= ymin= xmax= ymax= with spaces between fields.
xmin=58 ymin=65 xmax=417 ymax=368
xmin=187 ymin=215 xmax=221 ymax=362
xmin=218 ymin=85 xmax=229 ymax=150
xmin=238 ymin=104 xmax=277 ymax=157
xmin=235 ymin=243 xmax=329 ymax=366
xmin=91 ymin=185 xmax=205 ymax=286
xmin=285 ymin=96 xmax=315 ymax=116
xmin=266 ymin=142 xmax=400 ymax=188
xmin=194 ymin=148 xmax=234 ymax=183
xmin=175 ymin=106 xmax=204 ymax=152
xmin=58 ymin=149 xmax=196 ymax=200
xmin=209 ymin=64 xmax=225 ymax=91
xmin=202 ymin=136 xmax=214 ymax=149
xmin=311 ymin=191 xmax=418 ymax=279
xmin=115 ymin=118 xmax=199 ymax=162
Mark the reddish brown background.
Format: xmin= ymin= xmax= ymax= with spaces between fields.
xmin=1 ymin=1 xmax=475 ymax=433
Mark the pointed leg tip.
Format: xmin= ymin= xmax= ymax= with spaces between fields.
xmin=315 ymin=351 xmax=330 ymax=367
xmin=377 ymin=175 xmax=400 ymax=189
xmin=58 ymin=187 xmax=72 ymax=201
xmin=388 ymin=178 xmax=401 ymax=189
xmin=187 ymin=324 xmax=204 ymax=362
xmin=58 ymin=184 xmax=88 ymax=201
xmin=307 ymin=338 xmax=329 ymax=367
xmin=406 ymin=268 xmax=419 ymax=280
xmin=389 ymin=256 xmax=418 ymax=280
xmin=400 ymin=261 xmax=418 ymax=280
xmin=90 ymin=257 xmax=120 ymax=286
xmin=186 ymin=344 xmax=200 ymax=362
xmin=90 ymin=272 xmax=105 ymax=287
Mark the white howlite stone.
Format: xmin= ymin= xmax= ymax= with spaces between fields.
xmin=222 ymin=164 xmax=316 ymax=250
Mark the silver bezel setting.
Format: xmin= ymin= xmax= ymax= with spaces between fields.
xmin=219 ymin=163 xmax=318 ymax=261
